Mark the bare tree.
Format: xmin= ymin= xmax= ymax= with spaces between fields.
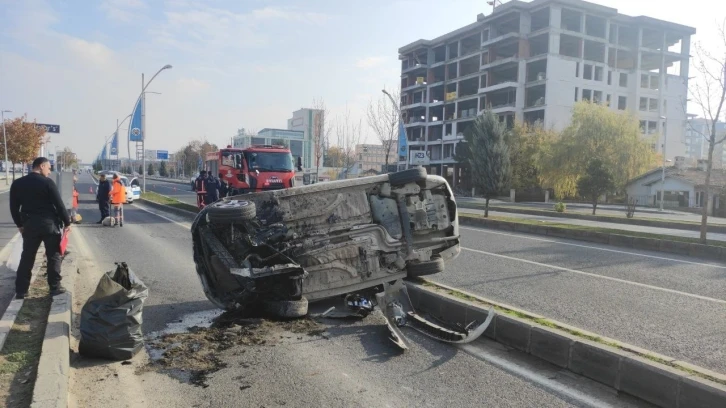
xmin=689 ymin=19 xmax=726 ymax=242
xmin=366 ymin=88 xmax=399 ymax=171
xmin=312 ymin=98 xmax=331 ymax=179
xmin=334 ymin=105 xmax=363 ymax=178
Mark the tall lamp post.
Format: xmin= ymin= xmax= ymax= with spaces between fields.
xmin=1 ymin=110 xmax=11 ymax=185
xmin=659 ymin=115 xmax=667 ymax=211
xmin=382 ymin=89 xmax=408 ymax=170
xmin=138 ymin=65 xmax=172 ymax=193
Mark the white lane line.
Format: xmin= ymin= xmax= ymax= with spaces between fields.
xmin=460 ymin=226 xmax=726 ymax=269
xmin=133 ymin=204 xmax=193 ymax=230
xmin=459 ymin=343 xmax=614 ymax=408
xmin=460 ymin=246 xmax=726 ymax=305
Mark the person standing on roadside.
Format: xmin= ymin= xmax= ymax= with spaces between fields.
xmin=110 ymin=174 xmax=126 ymax=227
xmin=9 ymin=157 xmax=71 ymax=299
xmin=195 ymin=170 xmax=207 ymax=208
xmin=96 ymin=174 xmax=111 ymax=223
xmin=219 ymin=176 xmax=229 ymax=198
xmin=205 ymin=172 xmax=220 ymax=205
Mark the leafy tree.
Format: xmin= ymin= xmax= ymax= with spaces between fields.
xmin=460 ymin=110 xmax=511 ymax=217
xmin=147 ymin=163 xmax=155 ymax=176
xmin=1 ymin=116 xmax=45 ymax=176
xmin=159 ymin=161 xmax=168 ymax=177
xmin=323 ymin=146 xmax=353 ymax=168
xmin=577 ymin=159 xmax=615 ymax=215
xmin=537 ymin=101 xmax=657 ymax=198
xmin=138 ymin=164 xmax=144 ymax=175
xmin=507 ymin=122 xmax=556 ymax=190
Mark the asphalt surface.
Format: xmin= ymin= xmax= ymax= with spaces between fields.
xmin=433 ymin=226 xmax=726 ymax=374
xmin=69 ymin=173 xmax=648 ymax=408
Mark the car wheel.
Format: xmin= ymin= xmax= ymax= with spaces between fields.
xmin=206 ymin=199 xmax=256 ymax=224
xmin=388 ymin=167 xmax=427 ymax=186
xmin=406 ymin=256 xmax=445 ymax=278
xmin=261 ymin=297 xmax=308 ymax=318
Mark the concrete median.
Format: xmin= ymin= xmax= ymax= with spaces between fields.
xmin=406 ymin=280 xmax=726 ymax=408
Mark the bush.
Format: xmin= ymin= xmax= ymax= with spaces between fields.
xmin=554 ymin=202 xmax=566 ymax=213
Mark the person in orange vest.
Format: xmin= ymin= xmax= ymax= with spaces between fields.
xmin=110 ymin=174 xmax=126 ymax=227
xmin=71 ymin=185 xmax=79 ymax=223
xmin=195 ymin=170 xmax=208 ymax=209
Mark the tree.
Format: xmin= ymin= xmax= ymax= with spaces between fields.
xmin=147 ymin=163 xmax=155 ymax=176
xmin=57 ymin=147 xmax=78 ymax=170
xmin=312 ymin=98 xmax=332 ymax=177
xmin=334 ymin=105 xmax=362 ymax=178
xmin=688 ymin=20 xmax=726 ymax=242
xmin=461 ymin=110 xmax=511 ymax=217
xmin=0 ymin=115 xmax=45 ymax=177
xmin=507 ymin=122 xmax=556 ymax=190
xmin=577 ymin=159 xmax=615 ymax=215
xmin=159 ymin=161 xmax=168 ymax=177
xmin=94 ymin=160 xmax=103 ymax=172
xmin=173 ymin=139 xmax=219 ymax=175
xmin=537 ymin=101 xmax=657 ymax=198
xmin=138 ymin=164 xmax=144 ymax=175
xmin=366 ymin=89 xmax=399 ymax=171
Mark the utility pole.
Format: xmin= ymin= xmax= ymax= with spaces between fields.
xmin=142 ymin=73 xmax=146 ymax=192
xmin=1 ymin=110 xmax=10 ymax=185
xmin=659 ymin=116 xmax=667 ymax=211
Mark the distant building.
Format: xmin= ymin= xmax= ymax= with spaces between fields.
xmin=685 ymin=117 xmax=726 ymax=168
xmin=288 ymin=108 xmax=325 ymax=169
xmin=353 ymin=143 xmax=396 ymax=174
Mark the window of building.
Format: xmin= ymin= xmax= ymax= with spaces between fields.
xmin=593 ymin=90 xmax=603 ymax=104
xmin=618 ymin=96 xmax=627 ymax=110
xmin=641 ymin=74 xmax=649 ymax=89
xmin=594 ymin=66 xmax=604 ymax=81
xmin=619 ymin=72 xmax=628 ymax=87
xmin=575 ymin=62 xmax=580 ymax=77
xmin=584 ymin=64 xmax=593 ymax=80
xmin=606 ymin=94 xmax=611 ymax=106
xmin=575 ymin=87 xmax=579 ymax=101
xmin=639 ymin=120 xmax=646 ymax=133
xmin=607 ymin=71 xmax=612 ymax=85
xmin=650 ymin=75 xmax=659 ymax=90
xmin=649 ymin=98 xmax=658 ymax=112
xmin=582 ymin=89 xmax=592 ymax=101
xmin=639 ymin=97 xmax=648 ymax=111
xmin=648 ymin=121 xmax=657 ymax=134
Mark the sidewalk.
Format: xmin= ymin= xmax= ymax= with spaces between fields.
xmin=458 ymin=207 xmax=726 ymax=242
xmin=457 ymin=197 xmax=726 ymax=225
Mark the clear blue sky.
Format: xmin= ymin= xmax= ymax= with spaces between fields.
xmin=0 ymin=0 xmax=722 ymax=162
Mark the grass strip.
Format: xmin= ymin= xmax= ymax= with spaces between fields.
xmin=461 ymin=213 xmax=726 ymax=248
xmin=141 ymin=191 xmax=199 ymax=213
xmin=0 ymin=273 xmax=53 ymax=407
xmin=413 ymin=278 xmax=726 ymax=386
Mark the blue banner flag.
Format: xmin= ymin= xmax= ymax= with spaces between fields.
xmin=129 ymin=97 xmax=143 ymax=142
xmin=101 ymin=144 xmax=108 ymax=160
xmin=110 ymin=131 xmax=119 ymax=156
xmin=398 ymin=122 xmax=408 ymax=162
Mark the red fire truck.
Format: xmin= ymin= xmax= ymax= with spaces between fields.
xmin=205 ymin=145 xmax=302 ymax=195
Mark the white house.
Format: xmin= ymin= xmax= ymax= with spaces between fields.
xmin=626 ymin=157 xmax=725 ymax=215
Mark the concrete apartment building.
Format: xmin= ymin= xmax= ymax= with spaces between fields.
xmin=397 ymin=0 xmax=695 ymax=186
xmin=355 ymin=143 xmax=396 ymax=173
xmin=288 ymin=108 xmax=325 ymax=169
xmin=684 ymin=117 xmax=726 ymax=168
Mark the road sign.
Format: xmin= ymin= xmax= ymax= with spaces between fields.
xmin=410 ymin=150 xmax=430 ymax=165
xmin=156 ymin=150 xmax=169 ymax=160
xmin=36 ymin=123 xmax=60 ymax=133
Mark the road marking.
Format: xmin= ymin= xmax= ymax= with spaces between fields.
xmin=460 ymin=226 xmax=726 ymax=269
xmin=460 ymin=246 xmax=726 ymax=304
xmin=459 ymin=342 xmax=615 ymax=408
xmin=134 ymin=204 xmax=193 ymax=230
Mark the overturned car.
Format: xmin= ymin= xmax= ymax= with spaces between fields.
xmin=191 ymin=167 xmax=460 ymax=317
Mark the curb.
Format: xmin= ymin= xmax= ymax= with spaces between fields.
xmin=406 ymin=280 xmax=726 ymax=408
xmin=458 ymin=204 xmax=726 ymax=234
xmin=459 ymin=215 xmax=726 ymax=262
xmin=0 ymin=233 xmax=23 ymax=352
xmin=30 ymin=240 xmax=78 ymax=408
xmin=138 ymin=198 xmax=198 ymax=218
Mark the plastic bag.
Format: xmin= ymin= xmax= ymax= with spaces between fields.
xmin=79 ymin=262 xmax=149 ymax=360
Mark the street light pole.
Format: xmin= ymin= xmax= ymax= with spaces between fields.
xmin=1 ymin=110 xmax=10 ymax=185
xmin=137 ymin=64 xmax=172 ymax=193
xmin=659 ymin=115 xmax=667 ymax=211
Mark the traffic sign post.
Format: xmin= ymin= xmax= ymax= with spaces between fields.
xmin=156 ymin=150 xmax=169 ymax=160
xmin=35 ymin=124 xmax=60 ymax=133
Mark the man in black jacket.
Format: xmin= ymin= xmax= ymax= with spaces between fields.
xmin=205 ymin=173 xmax=220 ymax=205
xmin=96 ymin=173 xmax=111 ymax=223
xmin=10 ymin=157 xmax=72 ymax=299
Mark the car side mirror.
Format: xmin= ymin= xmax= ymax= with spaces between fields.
xmin=297 ymin=156 xmax=303 ymax=171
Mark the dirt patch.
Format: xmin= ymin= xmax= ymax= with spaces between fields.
xmin=144 ymin=314 xmax=324 ymax=388
xmin=0 ymin=269 xmax=52 ymax=408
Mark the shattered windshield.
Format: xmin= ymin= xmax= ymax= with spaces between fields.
xmin=244 ymin=151 xmax=293 ymax=172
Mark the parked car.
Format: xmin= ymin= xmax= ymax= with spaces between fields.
xmin=129 ymin=177 xmax=141 ymax=201
xmin=190 ymin=172 xmax=199 ymax=191
xmin=190 ymin=167 xmax=460 ymax=319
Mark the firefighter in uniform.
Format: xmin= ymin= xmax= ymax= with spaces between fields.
xmin=195 ymin=170 xmax=207 ymax=209
xmin=204 ymin=173 xmax=220 ymax=205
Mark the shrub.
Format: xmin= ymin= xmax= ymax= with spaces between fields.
xmin=554 ymin=202 xmax=566 ymax=213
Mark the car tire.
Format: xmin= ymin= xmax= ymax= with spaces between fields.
xmin=388 ymin=167 xmax=427 ymax=186
xmin=406 ymin=256 xmax=445 ymax=278
xmin=206 ymin=199 xmax=257 ymax=223
xmin=262 ymin=297 xmax=308 ymax=318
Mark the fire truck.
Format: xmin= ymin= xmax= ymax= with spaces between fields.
xmin=205 ymin=145 xmax=302 ymax=195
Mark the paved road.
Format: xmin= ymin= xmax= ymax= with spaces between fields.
xmin=0 ymin=182 xmax=21 ymax=319
xmin=433 ymin=225 xmax=726 ymax=374
xmin=69 ymin=174 xmax=646 ymax=407
xmin=459 ymin=206 xmax=726 ymax=242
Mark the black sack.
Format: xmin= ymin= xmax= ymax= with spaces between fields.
xmin=79 ymin=262 xmax=149 ymax=360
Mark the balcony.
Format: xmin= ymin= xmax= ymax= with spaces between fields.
xmin=481 ymin=55 xmax=519 ymax=71
xmin=482 ymin=32 xmax=520 ymax=49
xmin=402 ymin=80 xmax=428 ymax=92
xmin=402 ymin=62 xmax=428 ymax=74
xmin=402 ymin=101 xmax=427 ymax=110
xmin=490 ymin=102 xmax=517 ymax=114
xmin=478 ymin=81 xmax=518 ymax=94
